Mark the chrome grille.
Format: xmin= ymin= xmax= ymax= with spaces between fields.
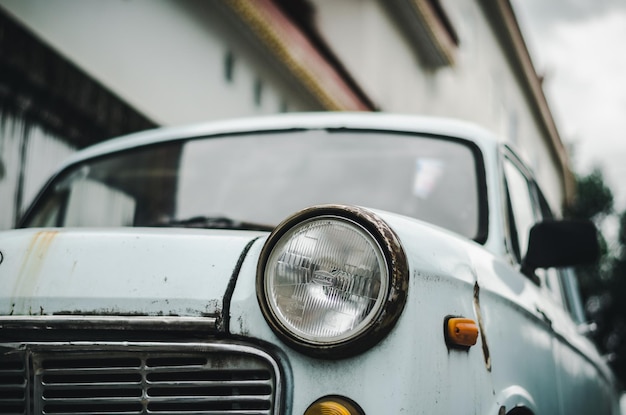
xmin=0 ymin=343 xmax=282 ymax=415
xmin=0 ymin=352 xmax=28 ymax=415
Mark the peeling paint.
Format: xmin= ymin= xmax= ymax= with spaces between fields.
xmin=473 ymin=282 xmax=491 ymax=372
xmin=237 ymin=315 xmax=250 ymax=337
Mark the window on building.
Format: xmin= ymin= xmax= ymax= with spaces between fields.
xmin=387 ymin=0 xmax=460 ymax=67
xmin=427 ymin=0 xmax=459 ymax=46
xmin=280 ymin=98 xmax=288 ymax=113
xmin=224 ymin=49 xmax=235 ymax=83
xmin=254 ymin=77 xmax=263 ymax=107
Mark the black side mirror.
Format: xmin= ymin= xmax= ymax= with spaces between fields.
xmin=522 ymin=219 xmax=599 ymax=274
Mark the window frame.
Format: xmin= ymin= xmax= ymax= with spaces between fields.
xmin=501 ymin=146 xmax=543 ymax=265
xmin=500 ymin=145 xmax=587 ymax=322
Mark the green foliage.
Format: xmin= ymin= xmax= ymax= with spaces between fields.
xmin=565 ymin=168 xmax=613 ymax=297
xmin=575 ymin=232 xmax=609 ymax=299
xmin=565 ymin=168 xmax=626 ymax=386
xmin=619 ymin=213 xmax=626 ymax=248
xmin=565 ymin=168 xmax=613 ymax=220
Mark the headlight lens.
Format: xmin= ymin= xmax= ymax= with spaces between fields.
xmin=266 ymin=216 xmax=387 ymax=343
xmin=257 ymin=205 xmax=408 ymax=357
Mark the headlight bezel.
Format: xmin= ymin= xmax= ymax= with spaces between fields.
xmin=256 ymin=204 xmax=409 ymax=358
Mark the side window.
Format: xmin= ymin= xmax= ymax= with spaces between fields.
xmin=558 ymin=268 xmax=587 ymax=324
xmin=536 ymin=186 xmax=555 ymax=220
xmin=504 ymin=153 xmax=582 ymax=319
xmin=503 ymin=157 xmax=538 ymax=262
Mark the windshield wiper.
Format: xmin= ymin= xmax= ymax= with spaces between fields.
xmin=151 ymin=216 xmax=275 ymax=231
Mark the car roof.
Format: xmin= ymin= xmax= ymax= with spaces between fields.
xmin=60 ymin=112 xmax=502 ymax=169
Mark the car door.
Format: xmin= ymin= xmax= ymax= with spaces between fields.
xmin=535 ymin=190 xmax=617 ymax=414
xmin=503 ymin=146 xmax=616 ymax=414
xmin=500 ymin=149 xmax=563 ymax=413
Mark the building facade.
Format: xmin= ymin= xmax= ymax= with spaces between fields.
xmin=0 ymin=0 xmax=570 ymax=229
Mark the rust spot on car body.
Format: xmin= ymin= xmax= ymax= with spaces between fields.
xmin=14 ymin=230 xmax=60 ymax=302
xmin=21 ymin=231 xmax=59 ymax=274
xmin=473 ymin=282 xmax=491 ymax=371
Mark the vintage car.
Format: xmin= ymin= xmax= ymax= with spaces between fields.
xmin=0 ymin=113 xmax=620 ymax=414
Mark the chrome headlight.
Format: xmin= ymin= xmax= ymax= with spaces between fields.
xmin=257 ymin=205 xmax=409 ymax=358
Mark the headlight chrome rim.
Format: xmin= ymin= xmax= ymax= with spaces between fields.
xmin=256 ymin=205 xmax=409 ymax=358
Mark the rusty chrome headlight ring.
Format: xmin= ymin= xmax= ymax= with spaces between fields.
xmin=256 ymin=205 xmax=409 ymax=358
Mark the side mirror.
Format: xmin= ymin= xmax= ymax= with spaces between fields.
xmin=522 ymin=219 xmax=599 ymax=273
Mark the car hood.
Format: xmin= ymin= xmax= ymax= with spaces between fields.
xmin=0 ymin=227 xmax=264 ymax=320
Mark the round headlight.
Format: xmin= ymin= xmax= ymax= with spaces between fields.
xmin=257 ymin=205 xmax=409 ymax=358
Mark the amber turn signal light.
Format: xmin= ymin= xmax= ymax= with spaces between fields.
xmin=304 ymin=396 xmax=364 ymax=415
xmin=445 ymin=317 xmax=479 ymax=348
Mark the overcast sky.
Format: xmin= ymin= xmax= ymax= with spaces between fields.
xmin=511 ymin=0 xmax=626 ymax=211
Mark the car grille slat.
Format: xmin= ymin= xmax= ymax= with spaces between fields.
xmin=146 ymin=380 xmax=273 ymax=390
xmin=0 ymin=344 xmax=281 ymax=415
xmin=0 ymin=353 xmax=28 ymax=415
xmin=42 ymin=383 xmax=143 ymax=391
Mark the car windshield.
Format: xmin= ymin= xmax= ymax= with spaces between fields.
xmin=22 ymin=129 xmax=485 ymax=240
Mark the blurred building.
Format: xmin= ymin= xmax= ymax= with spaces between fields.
xmin=0 ymin=0 xmax=571 ymax=229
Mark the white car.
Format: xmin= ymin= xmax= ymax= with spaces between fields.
xmin=0 ymin=113 xmax=620 ymax=414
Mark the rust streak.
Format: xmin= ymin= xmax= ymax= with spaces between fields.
xmin=13 ymin=231 xmax=60 ymax=310
xmin=473 ymin=282 xmax=492 ymax=372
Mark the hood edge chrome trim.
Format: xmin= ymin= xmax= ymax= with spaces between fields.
xmin=0 ymin=315 xmax=218 ymax=331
